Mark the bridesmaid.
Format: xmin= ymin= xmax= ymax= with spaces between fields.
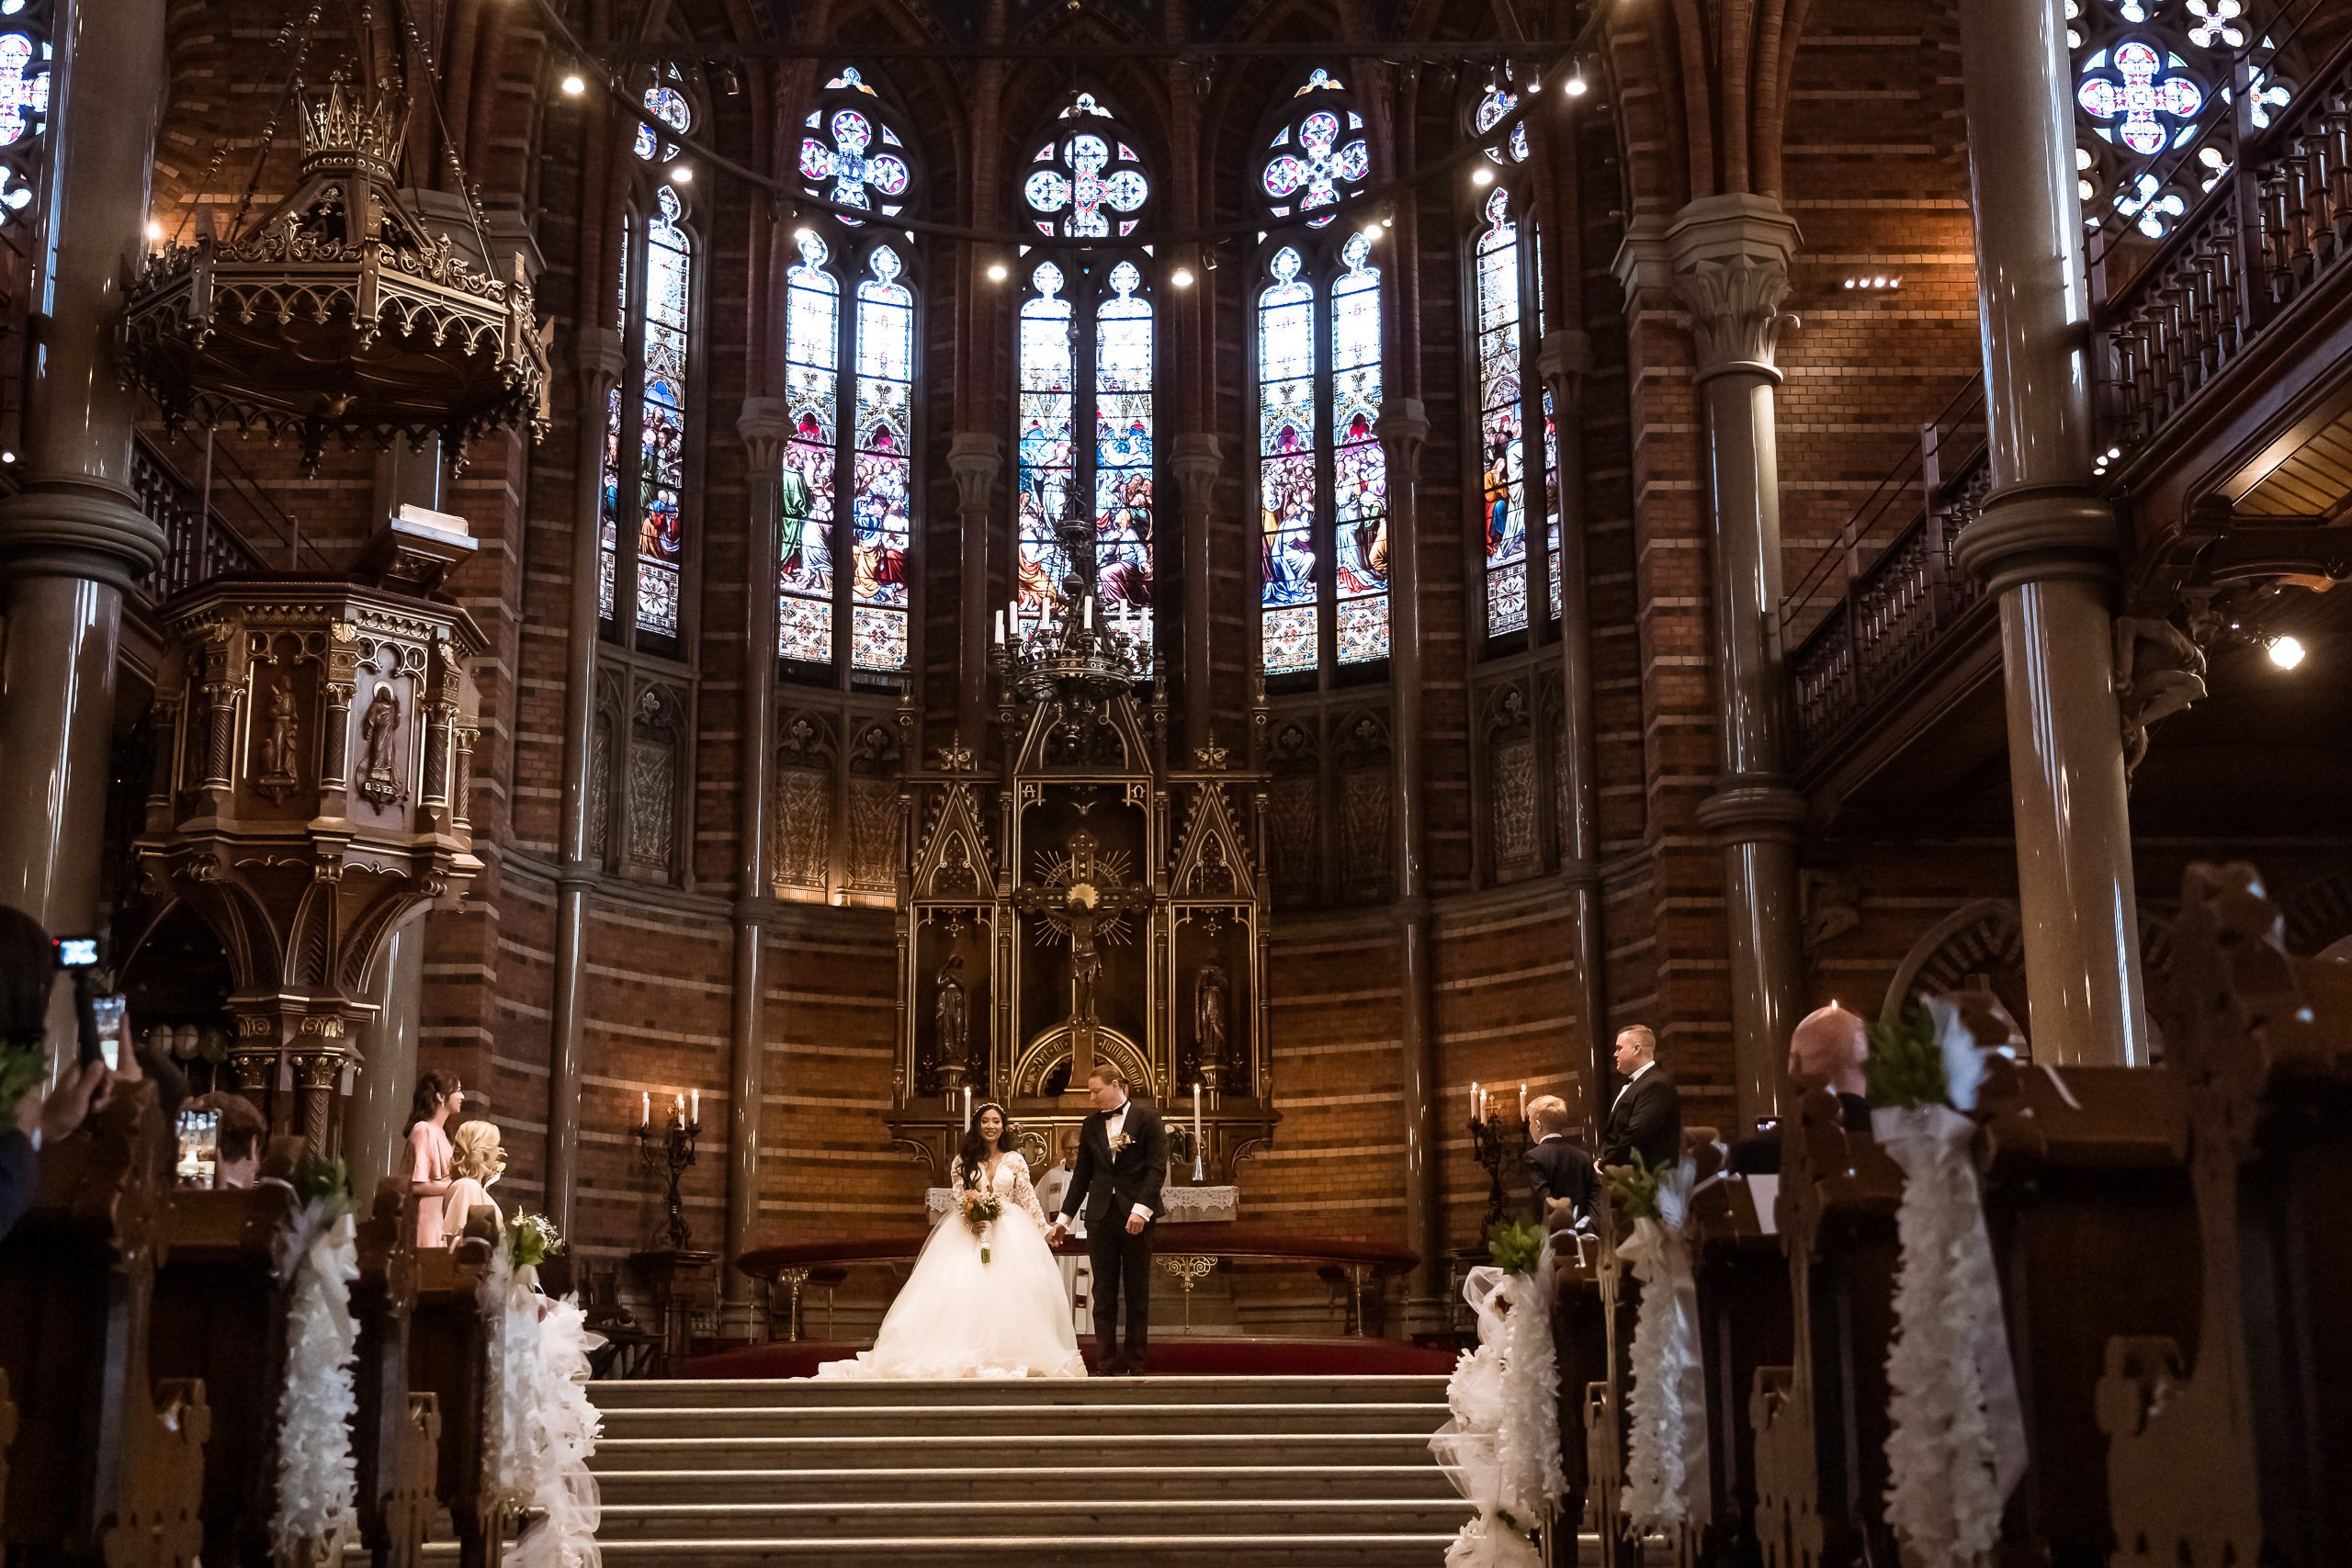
xmin=404 ymin=1071 xmax=462 ymax=1249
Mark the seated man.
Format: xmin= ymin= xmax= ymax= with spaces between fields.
xmin=1732 ymin=1003 xmax=1871 ymax=1175
xmin=192 ymin=1091 xmax=268 ymax=1190
xmin=1521 ymin=1094 xmax=1594 ymax=1225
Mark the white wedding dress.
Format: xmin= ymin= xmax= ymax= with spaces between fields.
xmin=818 ymin=1153 xmax=1087 ymax=1380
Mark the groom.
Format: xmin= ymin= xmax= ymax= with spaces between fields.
xmin=1046 ymin=1064 xmax=1167 ymax=1374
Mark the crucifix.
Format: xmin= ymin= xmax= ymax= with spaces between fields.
xmin=1012 ymin=829 xmax=1153 ymax=1090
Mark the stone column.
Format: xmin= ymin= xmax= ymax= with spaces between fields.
xmin=0 ymin=0 xmax=168 ymax=932
xmin=545 ymin=328 xmax=626 ymax=1240
xmin=1539 ymin=330 xmax=1612 ymax=1122
xmin=726 ymin=398 xmax=789 ymax=1325
xmin=945 ymin=433 xmax=1002 ymax=754
xmin=1954 ymin=0 xmax=2148 ymax=1065
xmin=1667 ymin=196 xmax=1808 ymax=1131
xmin=1376 ymin=399 xmax=1443 ymax=1330
xmin=1170 ymin=434 xmax=1222 ymax=749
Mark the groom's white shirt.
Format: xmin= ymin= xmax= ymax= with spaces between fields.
xmin=1101 ymin=1098 xmax=1153 ymax=1224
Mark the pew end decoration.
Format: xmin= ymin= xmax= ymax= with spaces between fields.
xmin=1865 ymin=997 xmax=2027 ymax=1567
xmin=271 ymin=1151 xmax=364 ymax=1566
xmin=482 ymin=1213 xmax=605 ymax=1568
xmin=1602 ymin=1148 xmax=1711 ymax=1542
xmin=1430 ymin=1224 xmax=1563 ymax=1566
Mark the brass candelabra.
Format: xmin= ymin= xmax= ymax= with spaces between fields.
xmin=635 ymin=1097 xmax=701 ymax=1250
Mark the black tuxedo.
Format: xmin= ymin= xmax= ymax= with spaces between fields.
xmin=1600 ymin=1066 xmax=1683 ymax=1171
xmin=1059 ymin=1097 xmax=1168 ymax=1366
xmin=1523 ymin=1134 xmax=1596 ymax=1220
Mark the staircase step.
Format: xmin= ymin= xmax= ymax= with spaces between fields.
xmin=594 ymin=1465 xmax=1463 ymax=1506
xmin=583 ymin=1535 xmax=1465 ymax=1565
xmin=587 ymin=1374 xmax=1451 ymax=1410
xmin=590 ymin=1431 xmax=1446 ymax=1471
xmin=594 ymin=1497 xmax=1476 ymax=1540
xmin=594 ymin=1401 xmax=1445 ymax=1440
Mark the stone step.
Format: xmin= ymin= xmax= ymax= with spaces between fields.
xmin=594 ymin=1464 xmax=1463 ymax=1506
xmin=594 ymin=1497 xmax=1476 ymax=1540
xmin=590 ymin=1431 xmax=1448 ymax=1472
xmin=575 ymin=1535 xmax=1466 ymax=1565
xmin=594 ymin=1400 xmax=1446 ymax=1440
xmin=587 ymin=1374 xmax=1451 ymax=1411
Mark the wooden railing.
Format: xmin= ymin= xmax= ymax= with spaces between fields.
xmin=2101 ymin=33 xmax=2352 ymax=441
xmin=1779 ymin=382 xmax=1994 ymax=765
xmin=130 ymin=430 xmax=322 ymax=605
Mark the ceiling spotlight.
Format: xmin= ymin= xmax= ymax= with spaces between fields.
xmin=2268 ymin=635 xmax=2307 ymax=670
xmin=1361 ymin=222 xmax=1382 ymax=241
xmin=1472 ymin=166 xmax=1494 ymax=186
xmin=2107 ymin=446 xmax=2121 ymax=457
xmin=670 ymin=164 xmax=693 ymax=184
xmin=1566 ymin=73 xmax=1589 ymax=96
xmin=145 ymin=220 xmax=164 ymax=241
xmin=1 ymin=451 xmax=15 ymax=464
xmin=1527 ymin=78 xmax=1542 ymax=94
xmin=561 ymin=73 xmax=586 ymax=96
xmin=987 ymin=262 xmax=1009 ymax=282
xmin=1171 ymin=266 xmax=1195 ymax=288
xmin=1381 ymin=214 xmax=1394 ymax=227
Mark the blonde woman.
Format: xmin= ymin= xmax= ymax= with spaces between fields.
xmin=442 ymin=1119 xmax=506 ymax=1245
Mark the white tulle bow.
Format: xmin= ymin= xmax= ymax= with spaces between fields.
xmin=1616 ymin=1161 xmax=1711 ymax=1536
xmin=1431 ymin=1247 xmax=1564 ymax=1566
xmin=270 ymin=1197 xmax=361 ymax=1562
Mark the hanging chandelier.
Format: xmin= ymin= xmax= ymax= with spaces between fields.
xmin=996 ymin=510 xmax=1150 ymax=704
xmin=119 ymin=73 xmax=550 ymax=473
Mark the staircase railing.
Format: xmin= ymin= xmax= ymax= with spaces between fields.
xmin=130 ymin=429 xmax=329 ymax=606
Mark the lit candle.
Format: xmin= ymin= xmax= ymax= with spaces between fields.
xmin=1472 ymin=1082 xmax=1479 ymax=1122
xmin=640 ymin=1090 xmax=650 ymax=1129
xmin=1519 ymin=1083 xmax=1527 ymax=1121
xmin=993 ymin=610 xmax=1005 ymax=646
xmin=673 ymin=1093 xmax=684 ymax=1128
xmin=1193 ymin=1081 xmax=1203 ymax=1159
xmin=963 ymin=1084 xmax=973 ymax=1132
xmin=690 ymin=1089 xmax=699 ymax=1126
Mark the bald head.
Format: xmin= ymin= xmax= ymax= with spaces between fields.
xmin=1789 ymin=1004 xmax=1868 ymax=1098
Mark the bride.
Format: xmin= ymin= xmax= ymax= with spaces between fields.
xmin=818 ymin=1102 xmax=1086 ymax=1380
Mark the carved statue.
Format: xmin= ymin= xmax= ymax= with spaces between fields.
xmin=1063 ymin=885 xmax=1107 ymax=1026
xmin=1195 ymin=963 xmax=1228 ymax=1070
xmin=933 ymin=954 xmax=968 ymax=1066
xmin=358 ymin=685 xmax=403 ymax=806
xmin=255 ymin=670 xmax=300 ymax=798
xmin=2114 ymin=615 xmax=2210 ymax=778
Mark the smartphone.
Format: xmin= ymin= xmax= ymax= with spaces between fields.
xmin=55 ymin=937 xmax=98 ymax=968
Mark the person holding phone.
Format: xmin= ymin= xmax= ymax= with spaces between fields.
xmin=1 ymin=908 xmax=113 ymax=1239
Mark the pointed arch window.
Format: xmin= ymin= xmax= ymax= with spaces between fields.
xmin=1015 ymin=89 xmax=1158 ymax=647
xmin=600 ymin=175 xmax=697 ymax=653
xmin=1252 ymin=68 xmax=1386 ymax=681
xmin=778 ymin=66 xmax=923 ymax=678
xmin=1465 ymin=77 xmax=1559 ymax=651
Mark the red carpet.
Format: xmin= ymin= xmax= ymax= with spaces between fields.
xmin=678 ymin=1337 xmax=1460 ymax=1380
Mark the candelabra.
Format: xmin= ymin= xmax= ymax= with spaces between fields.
xmin=636 ymin=1098 xmax=701 ymax=1251
xmin=1467 ymin=1108 xmax=1532 ymax=1231
xmin=992 ymin=511 xmax=1150 ymax=705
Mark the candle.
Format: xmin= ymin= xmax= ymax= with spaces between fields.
xmin=640 ymin=1090 xmax=650 ymax=1128
xmin=673 ymin=1093 xmax=684 ymax=1128
xmin=993 ymin=610 xmax=1005 ymax=646
xmin=1472 ymin=1082 xmax=1479 ymax=1122
xmin=962 ymin=1085 xmax=973 ymax=1132
xmin=1193 ymin=1081 xmax=1203 ymax=1156
xmin=690 ymin=1089 xmax=699 ymax=1126
xmin=1519 ymin=1083 xmax=1527 ymax=1121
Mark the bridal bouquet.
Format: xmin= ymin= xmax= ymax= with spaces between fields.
xmin=958 ymin=1190 xmax=1003 ymax=1262
xmin=510 ymin=1211 xmax=564 ymax=1271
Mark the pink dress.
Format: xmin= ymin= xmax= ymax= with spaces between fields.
xmin=408 ymin=1121 xmax=453 ymax=1250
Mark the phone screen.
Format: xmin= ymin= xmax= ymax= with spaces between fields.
xmin=56 ymin=937 xmax=98 ymax=967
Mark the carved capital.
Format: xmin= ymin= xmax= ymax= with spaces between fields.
xmin=571 ymin=326 xmax=627 ymax=400
xmin=1611 ymin=214 xmax=1673 ymax=301
xmin=1954 ymin=486 xmax=2119 ymax=593
xmin=1170 ymin=433 xmax=1223 ymax=512
xmin=944 ymin=432 xmax=1004 ymax=514
xmin=1538 ymin=329 xmax=1594 ymax=390
xmin=738 ymin=396 xmax=791 ymax=466
xmin=1667 ymin=195 xmax=1804 ymax=378
xmin=1374 ymin=398 xmax=1430 ymax=478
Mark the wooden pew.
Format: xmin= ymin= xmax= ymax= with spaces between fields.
xmin=410 ymin=1235 xmax=504 ymax=1568
xmin=1748 ymin=1083 xmax=1904 ymax=1568
xmin=1974 ymin=1060 xmax=2199 ymax=1563
xmin=2095 ymin=864 xmax=2352 ymax=1568
xmin=351 ymin=1179 xmax=435 ymax=1568
xmin=1544 ymin=1210 xmax=1608 ymax=1562
xmin=1684 ymin=1155 xmax=1792 ymax=1565
xmin=0 ymin=1079 xmax=208 ymax=1567
xmin=146 ymin=1180 xmax=304 ymax=1566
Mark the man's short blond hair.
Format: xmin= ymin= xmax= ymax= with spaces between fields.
xmin=1087 ymin=1062 xmax=1128 ymax=1089
xmin=1615 ymin=1024 xmax=1657 ymax=1055
xmin=1526 ymin=1094 xmax=1571 ymax=1134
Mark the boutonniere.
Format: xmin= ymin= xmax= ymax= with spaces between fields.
xmin=1109 ymin=1132 xmax=1136 ymax=1155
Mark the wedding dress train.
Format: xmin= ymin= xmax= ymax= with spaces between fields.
xmin=818 ymin=1153 xmax=1086 ymax=1380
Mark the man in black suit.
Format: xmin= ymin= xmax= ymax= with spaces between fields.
xmin=1046 ymin=1063 xmax=1168 ymax=1374
xmin=1521 ymin=1094 xmax=1594 ymax=1224
xmin=1598 ymin=1024 xmax=1683 ymax=1171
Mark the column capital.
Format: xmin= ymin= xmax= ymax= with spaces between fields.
xmin=1539 ymin=329 xmax=1594 ymax=387
xmin=945 ymin=432 xmax=1003 ymax=513
xmin=1694 ymin=778 xmax=1809 ymax=844
xmin=1953 ymin=486 xmax=2120 ymax=593
xmin=1611 ymin=214 xmax=1673 ymax=300
xmin=738 ymin=396 xmax=791 ymax=464
xmin=0 ymin=485 xmax=167 ymax=594
xmin=1668 ymin=195 xmax=1804 ymax=378
xmin=1375 ymin=399 xmax=1429 ymax=475
xmin=1170 ymin=433 xmax=1223 ymax=504
xmin=571 ymin=326 xmax=627 ymax=399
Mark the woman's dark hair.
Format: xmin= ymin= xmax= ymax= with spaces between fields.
xmin=956 ymin=1101 xmax=1013 ymax=1190
xmin=405 ymin=1069 xmax=460 ymax=1134
xmin=0 ymin=905 xmax=54 ymax=1038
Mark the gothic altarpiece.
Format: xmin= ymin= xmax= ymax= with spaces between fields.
xmin=884 ymin=627 xmax=1277 ymax=1186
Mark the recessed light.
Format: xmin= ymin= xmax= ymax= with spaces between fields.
xmin=987 ymin=262 xmax=1009 ymax=282
xmin=670 ymin=164 xmax=692 ymax=184
xmin=1170 ymin=266 xmax=1194 ymax=288
xmin=2269 ymin=636 xmax=2306 ymax=670
xmin=1472 ymin=167 xmax=1493 ymax=186
xmin=561 ymin=73 xmax=585 ymax=96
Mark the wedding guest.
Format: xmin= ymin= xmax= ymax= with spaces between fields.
xmin=1521 ymin=1094 xmax=1594 ymax=1223
xmin=442 ymin=1118 xmax=506 ymax=1244
xmin=1 ymin=906 xmax=112 ymax=1239
xmin=189 ymin=1091 xmax=267 ymax=1190
xmin=1598 ymin=1025 xmax=1682 ymax=1172
xmin=1733 ymin=1003 xmax=1871 ymax=1175
xmin=405 ymin=1070 xmax=463 ymax=1248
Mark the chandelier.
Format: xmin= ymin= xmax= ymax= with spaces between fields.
xmin=119 ymin=73 xmax=550 ymax=473
xmin=996 ymin=510 xmax=1151 ymax=704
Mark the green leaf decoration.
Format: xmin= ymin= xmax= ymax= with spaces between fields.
xmin=0 ymin=1032 xmax=47 ymax=1114
xmin=508 ymin=1211 xmax=563 ymax=1269
xmin=1865 ymin=1005 xmax=1950 ymax=1111
xmin=1607 ymin=1147 xmax=1666 ymax=1222
xmin=304 ymin=1156 xmax=353 ymax=1205
xmin=1486 ymin=1216 xmax=1545 ymax=1276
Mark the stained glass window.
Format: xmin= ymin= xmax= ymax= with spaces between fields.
xmin=0 ymin=0 xmax=51 ymax=226
xmin=1024 ymin=89 xmax=1153 ymax=239
xmin=1475 ymin=84 xmax=1531 ymax=165
xmin=1476 ymin=188 xmax=1528 ymax=638
xmin=601 ymin=182 xmax=696 ymax=647
xmin=1254 ymin=70 xmax=1387 ymax=678
xmin=634 ymin=77 xmax=691 ymax=163
xmin=1095 ymin=260 xmax=1155 ymax=647
xmin=849 ymin=247 xmax=913 ymax=670
xmin=1016 ymin=261 xmax=1077 ymax=615
xmin=779 ymin=231 xmax=840 ymax=663
xmin=799 ymin=90 xmax=914 ymax=224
